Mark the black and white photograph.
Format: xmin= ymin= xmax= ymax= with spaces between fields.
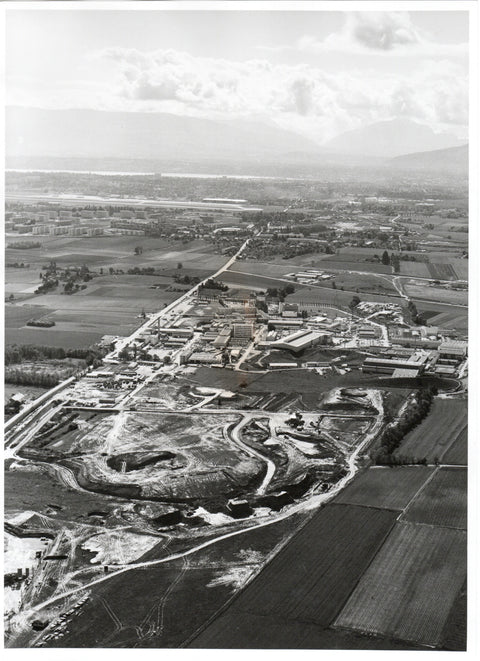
xmin=2 ymin=0 xmax=477 ymax=654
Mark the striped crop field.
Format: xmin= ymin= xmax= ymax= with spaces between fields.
xmin=334 ymin=466 xmax=435 ymax=511
xmin=394 ymin=399 xmax=467 ymax=463
xmin=427 ymin=263 xmax=458 ymax=281
xmin=334 ymin=521 xmax=467 ymax=647
xmin=201 ymin=503 xmax=397 ymax=627
xmin=401 ymin=467 xmax=467 ymax=530
xmin=441 ymin=426 xmax=468 ymax=465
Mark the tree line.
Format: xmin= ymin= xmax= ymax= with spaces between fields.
xmin=5 ymin=344 xmax=106 ymax=367
xmin=372 ymin=386 xmax=437 ymax=465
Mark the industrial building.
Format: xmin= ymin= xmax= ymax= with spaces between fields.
xmin=362 ymin=355 xmax=427 ymax=375
xmin=271 ymin=329 xmax=326 ymax=354
xmin=233 ymin=323 xmax=254 ymax=340
xmin=438 ymin=341 xmax=467 ymax=361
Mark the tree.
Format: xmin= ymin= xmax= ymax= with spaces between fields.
xmin=381 ymin=250 xmax=390 ymax=266
xmin=134 ymin=246 xmax=143 ymax=255
xmin=349 ymin=295 xmax=361 ymax=310
xmin=119 ymin=346 xmax=130 ymax=362
xmin=331 ymin=281 xmax=337 ymax=289
xmin=177 ymin=262 xmax=183 ymax=269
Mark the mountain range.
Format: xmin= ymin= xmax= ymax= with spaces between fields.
xmin=5 ymin=107 xmax=319 ymax=164
xmin=322 ymin=117 xmax=464 ymax=159
xmin=5 ymin=107 xmax=467 ymax=174
xmin=388 ymin=143 xmax=468 ymax=174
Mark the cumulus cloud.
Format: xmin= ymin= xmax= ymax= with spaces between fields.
xmin=8 ymin=44 xmax=468 ymax=144
xmin=297 ymin=12 xmax=468 ymax=57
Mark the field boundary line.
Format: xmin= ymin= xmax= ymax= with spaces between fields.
xmin=439 ymin=422 xmax=468 ymax=463
xmin=399 ymin=466 xmax=440 ymax=520
xmin=327 ymin=512 xmax=399 ymax=632
xmin=179 ymin=509 xmax=319 ymax=648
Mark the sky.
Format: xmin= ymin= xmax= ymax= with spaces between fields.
xmin=5 ymin=6 xmax=469 ymax=144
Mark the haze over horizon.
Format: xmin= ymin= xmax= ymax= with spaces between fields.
xmin=6 ymin=7 xmax=469 ymax=159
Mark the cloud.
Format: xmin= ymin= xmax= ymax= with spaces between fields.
xmin=7 ymin=45 xmax=468 ymax=144
xmin=348 ymin=12 xmax=420 ymax=51
xmin=297 ymin=12 xmax=468 ymax=57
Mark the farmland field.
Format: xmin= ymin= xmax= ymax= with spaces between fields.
xmin=198 ymin=503 xmax=397 ymax=626
xmin=440 ymin=579 xmax=467 ymax=651
xmin=334 ymin=466 xmax=435 ymax=510
xmin=190 ymin=611 xmax=424 ymax=650
xmin=227 ymin=266 xmax=398 ymax=296
xmin=401 ymin=468 xmax=467 ymax=530
xmin=441 ymin=426 xmax=468 ymax=465
xmin=415 ymin=302 xmax=468 ymax=330
xmin=404 ymin=283 xmax=468 ymax=305
xmin=397 ymin=262 xmax=431 ymax=278
xmin=5 ymin=236 xmax=224 ymax=348
xmin=394 ymin=399 xmax=467 ymax=462
xmin=334 ymin=521 xmax=467 ymax=647
xmin=320 ymin=259 xmax=392 ymax=274
xmin=4 ymin=327 xmax=103 ymax=349
xmin=427 ymin=263 xmax=458 ymax=281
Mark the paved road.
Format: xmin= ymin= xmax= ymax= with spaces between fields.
xmin=112 ymin=236 xmax=253 ymax=356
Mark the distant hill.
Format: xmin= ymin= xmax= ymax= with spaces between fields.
xmin=6 ymin=106 xmax=321 ymax=164
xmin=389 ymin=144 xmax=468 ymax=174
xmin=322 ymin=118 xmax=464 ymax=158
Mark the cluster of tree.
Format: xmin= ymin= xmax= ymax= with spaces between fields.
xmin=62 ymin=264 xmax=92 ymax=294
xmin=282 ymin=244 xmax=332 ymax=260
xmin=35 ymin=276 xmax=58 ymax=295
xmin=118 ymin=344 xmax=160 ymax=363
xmin=266 ymin=284 xmax=295 ymax=301
xmin=349 ymin=295 xmax=361 ymax=310
xmin=372 ymin=387 xmax=436 ymax=465
xmin=6 ymin=262 xmax=30 ymax=268
xmin=200 ymin=279 xmax=229 ymax=292
xmin=407 ymin=300 xmax=420 ymax=324
xmin=374 ymin=454 xmax=428 ymax=466
xmin=126 ymin=267 xmax=156 ymax=275
xmin=7 ymin=241 xmax=41 ymax=249
xmin=26 ymin=319 xmax=55 ymax=328
xmin=173 ymin=274 xmax=200 ymax=286
xmin=134 ymin=246 xmax=144 ymax=255
xmin=5 ymin=366 xmax=73 ymax=388
xmin=5 ymin=344 xmax=106 ymax=367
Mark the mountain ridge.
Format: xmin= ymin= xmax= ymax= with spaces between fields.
xmin=322 ymin=118 xmax=464 ymax=158
xmin=6 ymin=106 xmax=322 ymax=163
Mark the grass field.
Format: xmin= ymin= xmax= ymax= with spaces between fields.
xmin=334 ymin=521 xmax=467 ymax=647
xmin=227 ymin=266 xmax=398 ymax=297
xmin=45 ymin=514 xmax=306 ymax=649
xmin=3 ymin=384 xmax=50 ymax=405
xmin=4 ymin=327 xmax=104 ymax=349
xmin=334 ymin=466 xmax=435 ymax=510
xmin=401 ymin=468 xmax=467 ymax=530
xmin=394 ymin=399 xmax=467 ymax=462
xmin=404 ymin=283 xmax=468 ymax=306
xmin=321 ymin=259 xmax=392 ymax=274
xmin=397 ymin=262 xmax=431 ymax=278
xmin=415 ymin=302 xmax=468 ymax=330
